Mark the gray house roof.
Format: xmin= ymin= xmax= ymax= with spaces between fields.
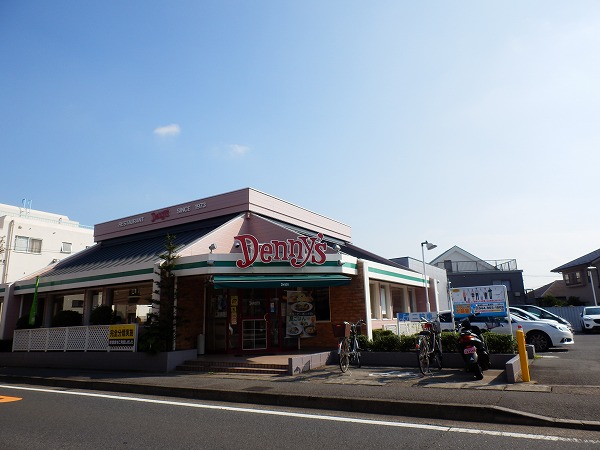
xmin=552 ymin=248 xmax=600 ymax=272
xmin=43 ymin=214 xmax=239 ymax=277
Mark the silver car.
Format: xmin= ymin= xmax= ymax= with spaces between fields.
xmin=516 ymin=305 xmax=574 ymax=332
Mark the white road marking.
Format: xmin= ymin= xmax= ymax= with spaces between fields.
xmin=368 ymin=371 xmax=417 ymax=378
xmin=1 ymin=384 xmax=598 ymax=444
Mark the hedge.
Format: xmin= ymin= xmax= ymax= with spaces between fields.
xmin=363 ymin=329 xmax=517 ymax=354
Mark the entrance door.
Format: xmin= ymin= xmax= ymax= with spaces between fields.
xmin=239 ymin=297 xmax=280 ymax=352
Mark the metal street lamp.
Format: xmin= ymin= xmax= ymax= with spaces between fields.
xmin=421 ymin=241 xmax=437 ymax=312
xmin=588 ymin=266 xmax=598 ymax=307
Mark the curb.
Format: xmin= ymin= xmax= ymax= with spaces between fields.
xmin=2 ymin=374 xmax=600 ymax=432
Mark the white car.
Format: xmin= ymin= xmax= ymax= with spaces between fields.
xmin=470 ymin=311 xmax=575 ymax=352
xmin=581 ymin=306 xmax=600 ymax=333
xmin=509 ymin=307 xmax=563 ymax=326
xmin=515 ymin=305 xmax=574 ymax=332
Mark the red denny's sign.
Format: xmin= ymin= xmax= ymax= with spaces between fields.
xmin=234 ymin=233 xmax=328 ymax=269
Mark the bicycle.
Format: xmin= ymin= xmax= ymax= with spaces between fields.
xmin=333 ymin=320 xmax=365 ymax=373
xmin=416 ymin=315 xmax=443 ymax=375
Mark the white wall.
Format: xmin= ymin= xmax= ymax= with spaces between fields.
xmin=0 ymin=204 xmax=94 ymax=283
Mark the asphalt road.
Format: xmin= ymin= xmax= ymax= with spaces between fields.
xmin=530 ymin=333 xmax=600 ymax=386
xmin=2 ymin=384 xmax=600 ymax=449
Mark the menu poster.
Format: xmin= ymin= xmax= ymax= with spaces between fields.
xmin=285 ymin=290 xmax=317 ymax=338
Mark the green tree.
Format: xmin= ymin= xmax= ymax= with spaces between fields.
xmin=139 ymin=234 xmax=185 ymax=353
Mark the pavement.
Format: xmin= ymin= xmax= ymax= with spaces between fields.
xmin=1 ymin=359 xmax=600 ymax=431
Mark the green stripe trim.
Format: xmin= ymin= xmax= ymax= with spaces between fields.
xmin=213 ymin=274 xmax=351 ymax=289
xmin=368 ymin=266 xmax=425 ymax=284
xmin=174 ymin=260 xmax=345 ymax=271
xmin=14 ymin=268 xmax=155 ymax=291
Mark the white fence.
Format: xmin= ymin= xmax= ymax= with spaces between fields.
xmin=13 ymin=325 xmax=137 ymax=352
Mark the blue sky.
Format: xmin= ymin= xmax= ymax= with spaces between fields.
xmin=2 ymin=1 xmax=599 ymax=289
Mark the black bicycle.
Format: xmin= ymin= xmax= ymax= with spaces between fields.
xmin=416 ymin=315 xmax=443 ymax=375
xmin=335 ymin=320 xmax=365 ymax=373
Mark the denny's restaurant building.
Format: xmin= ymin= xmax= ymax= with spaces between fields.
xmin=2 ymin=188 xmax=435 ymax=356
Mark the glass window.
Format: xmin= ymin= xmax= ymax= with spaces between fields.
xmin=380 ymin=286 xmax=388 ymax=318
xmin=369 ymin=284 xmax=378 ymax=319
xmin=30 ymin=239 xmax=42 ymax=254
xmin=564 ymin=271 xmax=584 ymax=286
xmin=310 ymin=287 xmax=331 ymax=322
xmin=14 ymin=236 xmax=28 ymax=252
xmin=111 ymin=284 xmax=153 ymax=324
xmin=14 ymin=236 xmax=42 ymax=254
xmin=61 ymin=242 xmax=72 ymax=253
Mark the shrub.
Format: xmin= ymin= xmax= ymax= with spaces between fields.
xmin=138 ymin=328 xmax=167 ymax=354
xmin=398 ymin=334 xmax=417 ymax=352
xmin=52 ymin=310 xmax=82 ymax=327
xmin=89 ymin=304 xmax=114 ymax=325
xmin=482 ymin=331 xmax=517 ymax=353
xmin=370 ymin=333 xmax=401 ymax=352
xmin=357 ymin=334 xmax=370 ymax=351
xmin=364 ymin=329 xmax=516 ymax=354
xmin=440 ymin=331 xmax=459 ymax=353
xmin=15 ymin=314 xmax=39 ymax=329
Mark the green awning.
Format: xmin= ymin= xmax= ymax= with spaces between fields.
xmin=212 ymin=274 xmax=352 ymax=289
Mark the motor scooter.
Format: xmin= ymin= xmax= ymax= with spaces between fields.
xmin=457 ymin=315 xmax=490 ymax=380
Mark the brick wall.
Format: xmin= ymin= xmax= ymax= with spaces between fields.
xmin=175 ymin=275 xmax=206 ymax=350
xmin=303 ymin=263 xmax=367 ymax=350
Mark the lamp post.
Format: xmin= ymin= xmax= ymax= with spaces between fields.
xmin=421 ymin=241 xmax=437 ymax=312
xmin=588 ymin=266 xmax=598 ymax=307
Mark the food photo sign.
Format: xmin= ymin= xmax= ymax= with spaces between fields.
xmin=285 ymin=291 xmax=317 ymax=338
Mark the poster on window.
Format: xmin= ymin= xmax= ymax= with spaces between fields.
xmin=285 ymin=291 xmax=317 ymax=338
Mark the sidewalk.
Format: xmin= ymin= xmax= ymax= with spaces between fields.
xmin=1 ymin=363 xmax=600 ymax=431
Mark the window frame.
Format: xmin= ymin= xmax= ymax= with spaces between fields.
xmin=564 ymin=271 xmax=583 ymax=286
xmin=14 ymin=235 xmax=42 ymax=254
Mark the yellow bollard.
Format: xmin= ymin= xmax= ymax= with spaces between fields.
xmin=516 ymin=325 xmax=530 ymax=382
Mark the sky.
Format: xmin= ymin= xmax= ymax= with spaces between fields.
xmin=1 ymin=1 xmax=599 ymax=290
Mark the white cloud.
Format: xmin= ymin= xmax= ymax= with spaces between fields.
xmin=153 ymin=124 xmax=181 ymax=137
xmin=228 ymin=144 xmax=250 ymax=157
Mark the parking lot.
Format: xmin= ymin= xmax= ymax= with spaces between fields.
xmin=530 ymin=333 xmax=600 ymax=386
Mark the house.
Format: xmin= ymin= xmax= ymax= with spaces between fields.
xmin=0 ymin=202 xmax=94 ymax=337
xmin=429 ymin=246 xmax=526 ymax=306
xmin=1 ymin=188 xmax=439 ymax=370
xmin=551 ymin=249 xmax=600 ymax=306
xmin=526 ymin=280 xmax=574 ymax=303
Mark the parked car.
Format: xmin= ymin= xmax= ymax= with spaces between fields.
xmin=470 ymin=311 xmax=574 ymax=352
xmin=580 ymin=306 xmax=600 ymax=333
xmin=438 ymin=310 xmax=455 ymax=331
xmin=509 ymin=307 xmax=564 ymax=327
xmin=515 ymin=304 xmax=574 ymax=332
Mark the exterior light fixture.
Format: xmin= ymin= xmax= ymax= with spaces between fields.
xmin=421 ymin=240 xmax=437 ymax=313
xmin=209 ymin=243 xmax=217 ymax=253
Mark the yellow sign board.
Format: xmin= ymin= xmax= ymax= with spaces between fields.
xmin=108 ymin=324 xmax=136 ymax=346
